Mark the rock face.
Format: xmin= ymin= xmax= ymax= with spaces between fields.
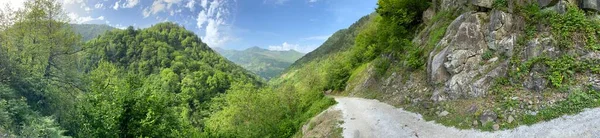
xmin=538 ymin=0 xmax=560 ymax=7
xmin=579 ymin=0 xmax=600 ymax=11
xmin=472 ymin=0 xmax=493 ymax=8
xmin=429 ymin=10 xmax=515 ymax=101
xmin=438 ymin=0 xmax=470 ymax=12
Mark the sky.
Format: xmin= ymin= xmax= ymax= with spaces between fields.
xmin=1 ymin=0 xmax=377 ymax=53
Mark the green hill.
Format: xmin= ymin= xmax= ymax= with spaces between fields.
xmin=70 ymin=24 xmax=116 ymax=42
xmin=215 ymin=47 xmax=304 ymax=80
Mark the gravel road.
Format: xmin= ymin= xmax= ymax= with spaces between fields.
xmin=333 ymin=97 xmax=600 ymax=138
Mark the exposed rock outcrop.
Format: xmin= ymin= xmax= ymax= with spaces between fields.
xmin=579 ymin=0 xmax=600 ymax=11
xmin=472 ymin=0 xmax=493 ymax=8
xmin=429 ymin=10 xmax=515 ymax=101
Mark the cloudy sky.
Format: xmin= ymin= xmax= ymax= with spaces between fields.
xmin=1 ymin=0 xmax=376 ymax=53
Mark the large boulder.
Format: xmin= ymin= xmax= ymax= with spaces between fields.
xmin=429 ymin=10 xmax=520 ymax=101
xmin=438 ymin=0 xmax=470 ymax=12
xmin=430 ymin=12 xmax=491 ymax=101
xmin=472 ymin=0 xmax=493 ymax=8
xmin=538 ymin=0 xmax=560 ymax=7
xmin=579 ymin=0 xmax=599 ymax=11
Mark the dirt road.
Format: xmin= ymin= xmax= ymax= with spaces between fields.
xmin=333 ymin=97 xmax=600 ymax=138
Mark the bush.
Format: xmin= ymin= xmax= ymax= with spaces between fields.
xmin=493 ymin=0 xmax=508 ymax=10
xmin=482 ymin=50 xmax=495 ymax=60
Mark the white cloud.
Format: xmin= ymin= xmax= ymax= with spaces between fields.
xmin=268 ymin=42 xmax=316 ymax=53
xmin=67 ymin=13 xmax=105 ymax=24
xmin=195 ymin=0 xmax=236 ymax=47
xmin=142 ymin=1 xmax=165 ymax=18
xmin=185 ymin=0 xmax=196 ymax=11
xmin=142 ymin=0 xmax=186 ymax=18
xmin=94 ymin=3 xmax=104 ymax=9
xmin=200 ymin=0 xmax=208 ymax=9
xmin=196 ymin=10 xmax=208 ymax=27
xmin=122 ymin=0 xmax=140 ymax=8
xmin=113 ymin=1 xmax=120 ymax=10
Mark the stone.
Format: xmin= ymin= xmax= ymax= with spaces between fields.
xmin=580 ymin=0 xmax=599 ymax=11
xmin=493 ymin=124 xmax=500 ymax=131
xmin=538 ymin=0 xmax=559 ymax=7
xmin=445 ymin=50 xmax=476 ymax=74
xmin=593 ymin=86 xmax=600 ymax=91
xmin=473 ymin=120 xmax=479 ymax=126
xmin=423 ymin=7 xmax=435 ymax=24
xmin=479 ymin=110 xmax=498 ymax=124
xmin=472 ymin=0 xmax=493 ymax=8
xmin=550 ymin=0 xmax=568 ymax=14
xmin=439 ymin=0 xmax=470 ymax=11
xmin=467 ymin=104 xmax=479 ymax=113
xmin=471 ymin=62 xmax=508 ymax=97
xmin=508 ymin=116 xmax=515 ymax=123
xmin=582 ymin=52 xmax=600 ymax=60
xmin=524 ymin=63 xmax=549 ymax=92
xmin=430 ymin=47 xmax=451 ymax=84
xmin=439 ymin=111 xmax=450 ymax=117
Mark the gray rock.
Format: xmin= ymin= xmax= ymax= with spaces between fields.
xmin=550 ymin=0 xmax=568 ymax=14
xmin=508 ymin=116 xmax=515 ymax=123
xmin=471 ymin=62 xmax=508 ymax=97
xmin=493 ymin=124 xmax=500 ymax=131
xmin=439 ymin=111 xmax=450 ymax=117
xmin=472 ymin=0 xmax=493 ymax=8
xmin=480 ymin=110 xmax=498 ymax=124
xmin=524 ymin=64 xmax=548 ymax=92
xmin=445 ymin=50 xmax=476 ymax=74
xmin=582 ymin=52 xmax=600 ymax=60
xmin=538 ymin=0 xmax=559 ymax=7
xmin=430 ymin=46 xmax=451 ymax=84
xmin=593 ymin=85 xmax=600 ymax=91
xmin=423 ymin=7 xmax=435 ymax=24
xmin=439 ymin=0 xmax=470 ymax=11
xmin=580 ymin=0 xmax=599 ymax=11
xmin=468 ymin=105 xmax=479 ymax=113
xmin=473 ymin=120 xmax=479 ymax=126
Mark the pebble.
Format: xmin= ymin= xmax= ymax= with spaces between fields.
xmin=493 ymin=124 xmax=500 ymax=131
xmin=508 ymin=116 xmax=514 ymax=123
xmin=438 ymin=111 xmax=449 ymax=117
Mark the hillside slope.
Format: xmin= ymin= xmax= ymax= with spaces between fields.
xmin=215 ymin=47 xmax=304 ymax=80
xmin=295 ymin=0 xmax=600 ymax=136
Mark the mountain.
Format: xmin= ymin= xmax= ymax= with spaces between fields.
xmin=71 ymin=24 xmax=116 ymax=41
xmin=215 ymin=46 xmax=304 ymax=80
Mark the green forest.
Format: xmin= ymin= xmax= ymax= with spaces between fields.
xmin=6 ymin=0 xmax=598 ymax=137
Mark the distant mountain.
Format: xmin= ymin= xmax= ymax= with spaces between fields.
xmin=70 ymin=24 xmax=116 ymax=41
xmin=215 ymin=47 xmax=305 ymax=80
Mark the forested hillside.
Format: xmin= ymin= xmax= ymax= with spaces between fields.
xmin=0 ymin=0 xmax=333 ymax=137
xmin=215 ymin=47 xmax=304 ymax=80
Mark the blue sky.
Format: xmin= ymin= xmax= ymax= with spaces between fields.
xmin=2 ymin=0 xmax=377 ymax=53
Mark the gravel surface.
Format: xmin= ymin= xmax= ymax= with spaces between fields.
xmin=333 ymin=97 xmax=600 ymax=138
